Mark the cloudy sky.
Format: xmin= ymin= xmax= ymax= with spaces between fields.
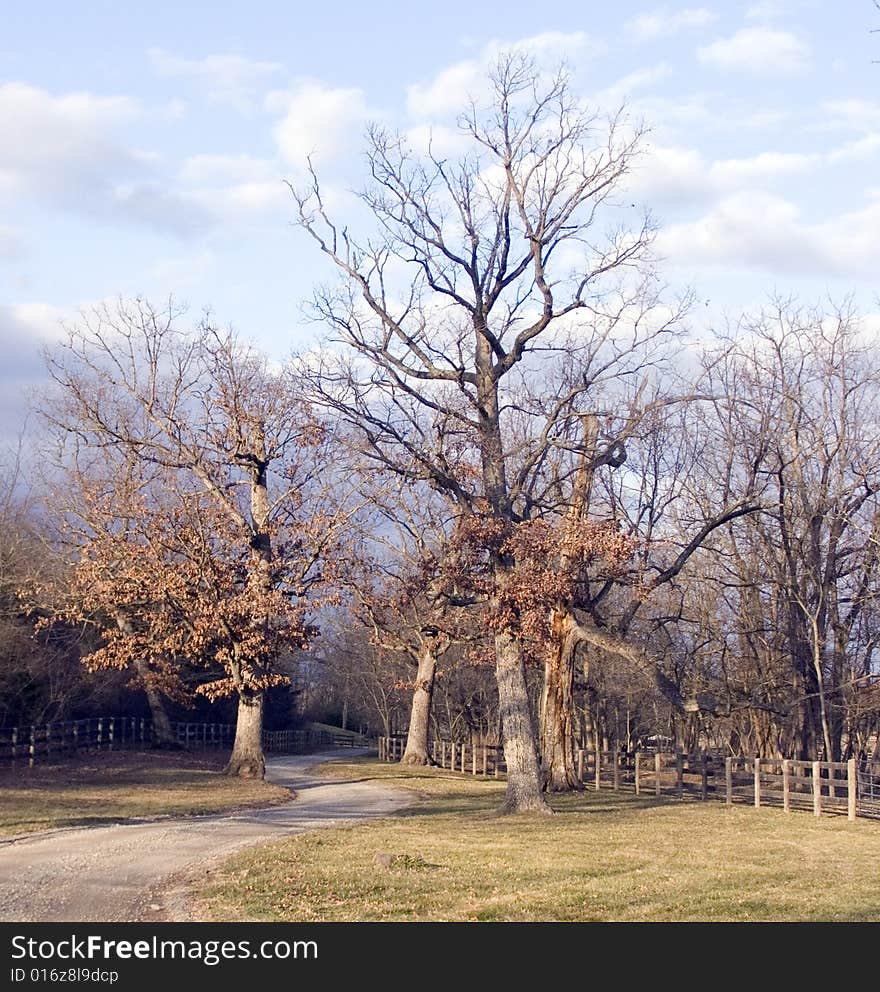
xmin=1 ymin=1 xmax=878 ymax=446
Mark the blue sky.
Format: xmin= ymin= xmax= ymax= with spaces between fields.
xmin=1 ymin=1 xmax=878 ymax=445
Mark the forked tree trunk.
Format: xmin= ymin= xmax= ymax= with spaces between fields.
xmin=539 ymin=415 xmax=597 ymax=792
xmin=539 ymin=609 xmax=581 ymax=791
xmin=224 ymin=690 xmax=265 ymax=778
xmin=401 ymin=646 xmax=437 ymax=766
xmin=495 ymin=627 xmax=552 ymax=814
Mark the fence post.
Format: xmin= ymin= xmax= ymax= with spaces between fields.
xmin=676 ymin=753 xmax=683 ymax=799
xmin=97 ymin=717 xmax=104 ymax=750
xmin=701 ymin=754 xmax=709 ymax=801
xmin=725 ymin=757 xmax=732 ymax=805
xmin=847 ymin=758 xmax=857 ymax=822
xmin=11 ymin=727 xmax=17 ymax=763
xmin=754 ymin=757 xmax=761 ymax=808
xmin=109 ymin=718 xmax=115 ymax=751
xmin=29 ymin=725 xmax=35 ymax=768
xmin=635 ymin=751 xmax=641 ymax=796
xmin=482 ymin=745 xmax=488 ymax=776
xmin=813 ymin=760 xmax=822 ymax=817
xmin=596 ymin=752 xmax=603 ymax=792
xmin=613 ymin=751 xmax=620 ymax=791
xmin=783 ymin=760 xmax=791 ymax=813
xmin=655 ymin=752 xmax=662 ymax=797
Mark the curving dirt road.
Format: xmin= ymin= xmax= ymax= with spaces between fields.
xmin=0 ymin=749 xmax=410 ymax=922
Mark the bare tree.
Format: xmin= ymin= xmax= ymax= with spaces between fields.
xmin=693 ymin=300 xmax=880 ymax=759
xmin=292 ymin=52 xmax=686 ymax=812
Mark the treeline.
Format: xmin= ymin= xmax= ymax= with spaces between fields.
xmin=1 ymin=53 xmax=877 ymax=807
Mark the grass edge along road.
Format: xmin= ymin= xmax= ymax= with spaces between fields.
xmin=0 ymin=751 xmax=291 ymax=838
xmin=193 ymin=756 xmax=880 ymax=923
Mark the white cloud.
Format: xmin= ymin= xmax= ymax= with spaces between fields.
xmin=179 ymin=153 xmax=276 ymax=185
xmin=178 ymin=153 xmax=290 ymax=220
xmin=269 ymin=82 xmax=370 ymax=168
xmin=407 ymin=60 xmax=483 ymax=120
xmin=0 ymin=82 xmax=137 ymax=188
xmin=595 ymin=63 xmax=673 ymax=108
xmin=629 ymin=145 xmax=813 ymax=207
xmin=0 ymin=82 xmax=209 ymax=236
xmin=698 ymin=28 xmax=811 ymax=75
xmin=826 ymin=133 xmax=880 ymax=163
xmin=656 ymin=191 xmax=880 ymax=278
xmin=710 ymin=150 xmax=816 ymax=186
xmin=407 ymin=31 xmax=598 ymax=121
xmin=745 ymin=1 xmax=787 ymax=20
xmin=629 ymin=140 xmax=865 ymax=210
xmin=403 ymin=124 xmax=472 ymax=158
xmin=148 ymin=49 xmax=283 ymax=109
xmin=627 ymin=7 xmax=718 ymax=42
xmin=109 ymin=183 xmax=211 ymax=236
xmin=626 ymin=144 xmax=712 ymax=207
xmin=821 ymin=100 xmax=880 ymax=133
xmin=8 ymin=302 xmax=67 ymax=343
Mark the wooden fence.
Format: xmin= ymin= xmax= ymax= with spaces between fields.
xmin=263 ymin=728 xmax=368 ymax=752
xmin=378 ymin=738 xmax=880 ymax=822
xmin=1 ymin=718 xmax=369 ymax=766
xmin=0 ymin=718 xmax=237 ymax=764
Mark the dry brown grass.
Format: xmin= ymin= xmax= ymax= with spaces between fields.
xmin=194 ymin=757 xmax=880 ymax=923
xmin=0 ymin=750 xmax=291 ymax=837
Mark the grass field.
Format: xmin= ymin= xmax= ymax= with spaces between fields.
xmin=0 ymin=751 xmax=291 ymax=838
xmin=193 ymin=756 xmax=880 ymax=923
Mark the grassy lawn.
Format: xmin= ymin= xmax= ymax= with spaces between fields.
xmin=0 ymin=751 xmax=291 ymax=838
xmin=194 ymin=757 xmax=880 ymax=923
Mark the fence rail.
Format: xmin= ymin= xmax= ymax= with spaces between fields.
xmin=378 ymin=738 xmax=880 ymax=823
xmin=0 ymin=717 xmax=368 ymax=765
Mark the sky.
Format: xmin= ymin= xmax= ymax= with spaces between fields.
xmin=1 ymin=0 xmax=878 ymax=448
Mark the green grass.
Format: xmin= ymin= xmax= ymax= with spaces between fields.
xmin=194 ymin=756 xmax=880 ymax=922
xmin=0 ymin=751 xmax=292 ymax=837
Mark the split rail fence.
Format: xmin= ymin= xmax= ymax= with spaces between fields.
xmin=1 ymin=717 xmax=368 ymax=766
xmin=378 ymin=737 xmax=880 ymax=822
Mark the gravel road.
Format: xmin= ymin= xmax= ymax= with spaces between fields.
xmin=0 ymin=749 xmax=410 ymax=922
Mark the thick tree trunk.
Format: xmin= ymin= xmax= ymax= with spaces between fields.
xmin=539 ymin=609 xmax=582 ymax=791
xmin=495 ymin=628 xmax=552 ymax=814
xmin=401 ymin=647 xmax=437 ymax=766
xmin=224 ymin=691 xmax=266 ymax=778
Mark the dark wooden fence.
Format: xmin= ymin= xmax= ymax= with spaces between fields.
xmin=379 ymin=738 xmax=880 ymax=822
xmin=0 ymin=718 xmax=368 ymax=765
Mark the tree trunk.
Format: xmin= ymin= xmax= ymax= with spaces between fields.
xmin=401 ymin=646 xmax=437 ymax=766
xmin=539 ymin=609 xmax=582 ymax=790
xmin=224 ymin=691 xmax=266 ymax=778
xmin=134 ymin=660 xmax=177 ymax=748
xmin=495 ymin=627 xmax=552 ymax=814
